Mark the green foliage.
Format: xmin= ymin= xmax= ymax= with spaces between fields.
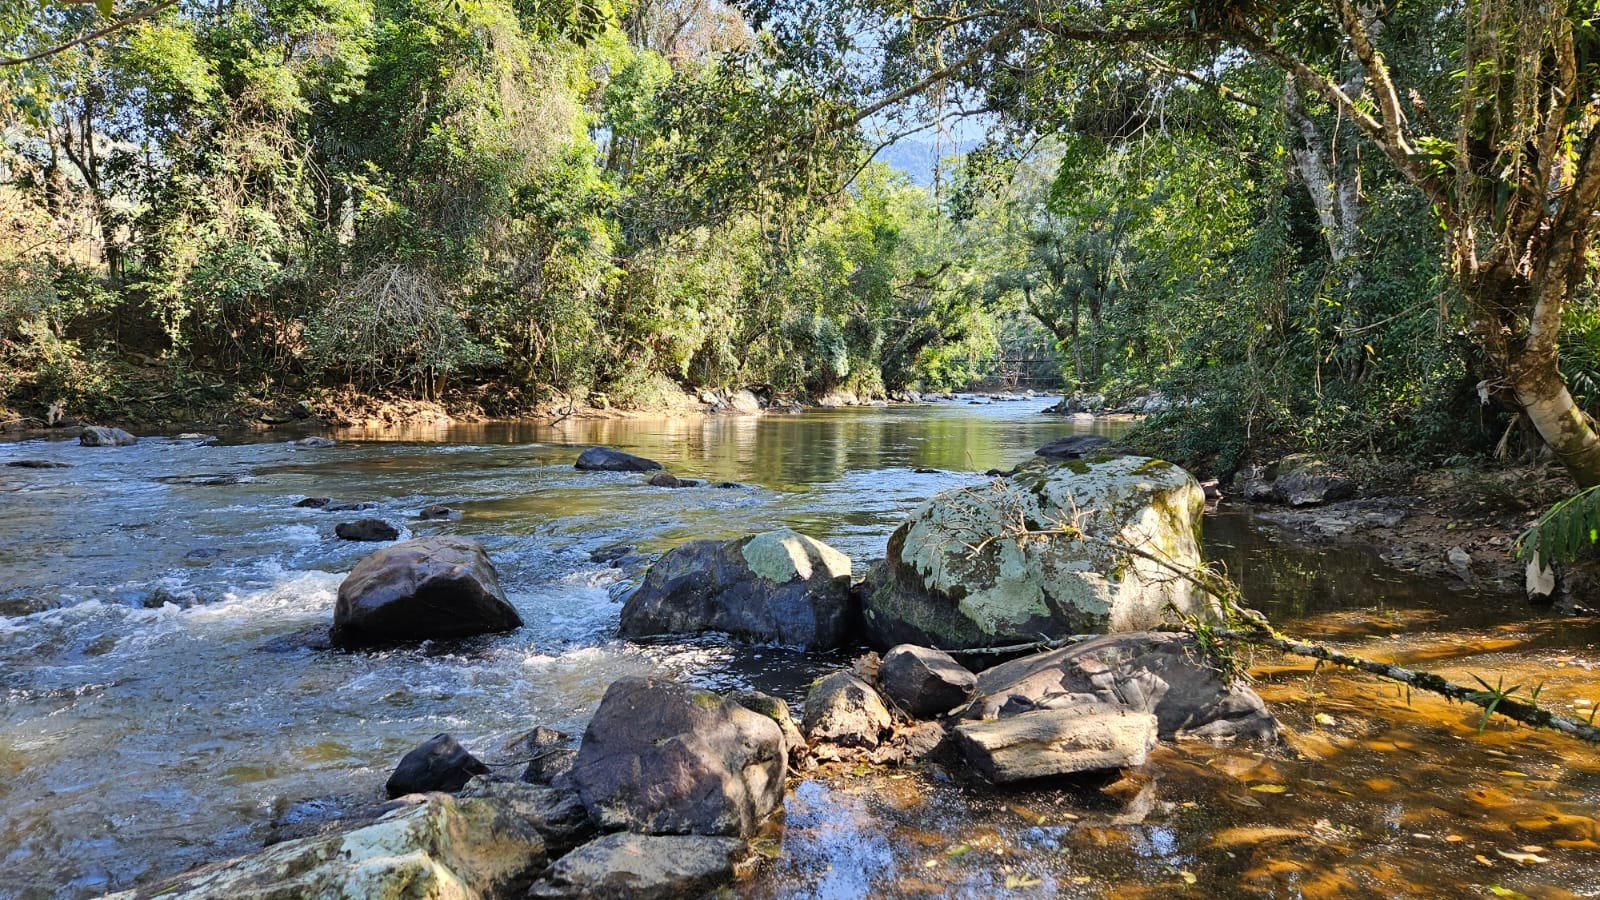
xmin=1516 ymin=485 xmax=1600 ymax=565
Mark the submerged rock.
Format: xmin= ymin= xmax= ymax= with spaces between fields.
xmin=619 ymin=529 xmax=856 ymax=650
xmin=330 ymin=536 xmax=522 ymax=647
xmin=5 ymin=459 xmax=70 ymax=469
xmin=335 ymin=518 xmax=401 ymax=542
xmin=572 ymin=676 xmax=785 ymax=838
xmin=575 ymin=446 xmax=663 ymax=472
xmin=802 ymin=672 xmax=892 ymax=749
xmin=647 ymin=472 xmax=700 ymax=488
xmin=294 ymin=496 xmax=332 ymax=508
xmin=385 ymin=733 xmax=490 ymax=798
xmin=292 ymin=436 xmax=336 ymax=449
xmin=417 ymin=504 xmax=460 ymax=520
xmin=529 ymin=833 xmax=746 ymax=899
xmin=954 ymin=709 xmax=1159 ymax=783
xmin=124 ymin=793 xmax=545 ymax=899
xmin=862 ymin=455 xmax=1210 ymax=650
xmin=79 ymin=426 xmax=137 ymax=447
xmin=878 ymin=644 xmax=976 ymax=718
xmin=966 ymin=632 xmax=1279 ymax=742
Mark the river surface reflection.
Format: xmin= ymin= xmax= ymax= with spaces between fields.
xmin=0 ymin=397 xmax=1595 ymax=898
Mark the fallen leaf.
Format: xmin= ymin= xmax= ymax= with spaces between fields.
xmin=1315 ymin=713 xmax=1337 ymax=726
xmin=1487 ymin=886 xmax=1531 ymax=899
xmin=1250 ymin=783 xmax=1290 ymax=794
xmin=1228 ymin=793 xmax=1264 ymax=808
xmin=1004 ymin=873 xmax=1043 ymax=888
xmin=1180 ymin=871 xmax=1198 ymax=885
xmin=945 ymin=845 xmax=971 ymax=860
xmin=1499 ymin=770 xmax=1530 ymax=778
xmin=1475 ymin=854 xmax=1495 ymax=867
xmin=1496 ymin=849 xmax=1549 ymax=864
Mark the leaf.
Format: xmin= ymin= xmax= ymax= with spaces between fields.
xmin=1180 ymin=871 xmax=1198 ymax=885
xmin=1488 ymin=887 xmax=1532 ymax=899
xmin=1496 ymin=849 xmax=1549 ymax=864
xmin=945 ymin=844 xmax=971 ymax=860
xmin=1249 ymin=783 xmax=1290 ymax=793
xmin=1004 ymin=873 xmax=1043 ymax=888
xmin=96 ymin=0 xmax=113 ymax=16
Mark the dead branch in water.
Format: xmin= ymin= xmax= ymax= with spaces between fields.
xmin=960 ymin=494 xmax=1600 ymax=743
xmin=1220 ymin=626 xmax=1600 ymax=744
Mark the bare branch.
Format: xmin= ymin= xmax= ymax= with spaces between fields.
xmin=1 ymin=0 xmax=182 ymax=67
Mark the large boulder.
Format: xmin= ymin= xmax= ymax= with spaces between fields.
xmin=572 ymin=676 xmax=785 ymax=838
xmin=727 ymin=390 xmax=762 ymax=414
xmin=460 ymin=777 xmax=594 ymax=855
xmin=529 ymin=833 xmax=746 ymax=899
xmin=862 ymin=455 xmax=1210 ymax=650
xmin=121 ymin=793 xmax=546 ymax=899
xmin=965 ymin=632 xmax=1279 ymax=742
xmin=331 ymin=537 xmax=523 ymax=648
xmin=575 ymin=447 xmax=663 ymax=472
xmin=79 ymin=426 xmax=137 ymax=447
xmin=953 ymin=709 xmax=1159 ymax=783
xmin=802 ymin=672 xmax=892 ymax=749
xmin=385 ymin=733 xmax=490 ymax=798
xmin=878 ymin=644 xmax=976 ymax=718
xmin=619 ymin=530 xmax=855 ymax=650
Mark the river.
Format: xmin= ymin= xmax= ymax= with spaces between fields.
xmin=1 ymin=397 xmax=1596 ymax=898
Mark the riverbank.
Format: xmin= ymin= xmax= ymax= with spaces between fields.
xmin=0 ymin=374 xmax=1049 ymax=440
xmin=1225 ymin=456 xmax=1578 ymax=599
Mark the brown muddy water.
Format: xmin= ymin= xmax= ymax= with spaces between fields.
xmin=0 ymin=398 xmax=1596 ymax=898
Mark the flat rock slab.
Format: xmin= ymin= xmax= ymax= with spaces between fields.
xmin=576 ymin=446 xmax=663 ymax=471
xmin=530 ymin=833 xmax=745 ymax=899
xmin=967 ymin=632 xmax=1279 ymax=742
xmin=460 ymin=777 xmax=594 ymax=855
xmin=954 ymin=709 xmax=1158 ymax=783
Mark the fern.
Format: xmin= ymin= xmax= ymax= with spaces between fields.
xmin=1516 ymin=485 xmax=1600 ymax=564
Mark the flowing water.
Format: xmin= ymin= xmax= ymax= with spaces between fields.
xmin=0 ymin=398 xmax=1596 ymax=898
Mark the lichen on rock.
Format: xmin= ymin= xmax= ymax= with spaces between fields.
xmin=863 ymin=454 xmax=1211 ymax=650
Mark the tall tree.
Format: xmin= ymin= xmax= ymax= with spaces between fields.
xmin=755 ymin=0 xmax=1600 ymax=486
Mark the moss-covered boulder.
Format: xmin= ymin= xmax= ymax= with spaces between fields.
xmin=112 ymin=793 xmax=546 ymax=899
xmin=619 ymin=529 xmax=855 ymax=649
xmin=862 ymin=455 xmax=1210 ymax=650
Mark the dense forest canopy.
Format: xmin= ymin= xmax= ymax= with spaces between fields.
xmin=7 ymin=0 xmax=1600 ymax=486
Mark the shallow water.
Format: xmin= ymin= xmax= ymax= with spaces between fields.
xmin=1 ymin=398 xmax=1596 ymax=898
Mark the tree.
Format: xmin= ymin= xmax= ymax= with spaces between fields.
xmin=755 ymin=0 xmax=1600 ymax=486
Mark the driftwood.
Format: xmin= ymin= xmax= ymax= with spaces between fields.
xmin=1219 ymin=627 xmax=1600 ymax=744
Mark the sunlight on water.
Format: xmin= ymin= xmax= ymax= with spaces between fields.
xmin=2 ymin=397 xmax=1597 ymax=898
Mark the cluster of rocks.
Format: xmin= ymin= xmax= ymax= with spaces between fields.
xmin=124 ymin=439 xmax=1284 ymax=898
xmin=797 ymin=633 xmax=1276 ymax=781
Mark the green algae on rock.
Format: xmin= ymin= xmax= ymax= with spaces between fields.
xmin=862 ymin=455 xmax=1210 ymax=650
xmin=108 ymin=793 xmax=547 ymax=899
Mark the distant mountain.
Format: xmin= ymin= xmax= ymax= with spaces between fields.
xmin=875 ymin=136 xmax=978 ymax=187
